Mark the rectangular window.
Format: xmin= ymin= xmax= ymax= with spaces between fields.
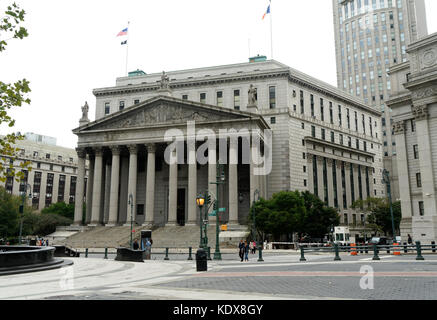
xmin=340 ymin=134 xmax=344 ymax=145
xmin=413 ymin=145 xmax=419 ymax=159
xmin=320 ymin=98 xmax=324 ymax=121
xmin=69 ymin=176 xmax=77 ymax=204
xmin=338 ymin=105 xmax=342 ymax=126
xmin=119 ymin=101 xmax=125 ymax=111
xmin=411 ymin=119 xmax=416 ymax=132
xmin=347 ymin=108 xmax=350 ymax=129
xmin=321 ymin=129 xmax=326 ymax=140
xmin=105 ymin=102 xmax=110 ymax=115
xmin=300 ymin=90 xmax=304 ymax=114
xmin=234 ymin=90 xmax=240 ymax=110
xmin=323 ymin=158 xmax=328 ymax=204
xmin=32 ymin=171 xmax=42 ymax=209
xmin=310 ymin=94 xmax=315 ymax=117
xmin=329 ymin=102 xmax=334 ymax=124
xmin=313 ymin=155 xmax=318 ymax=197
xmin=350 ymin=164 xmax=355 ymax=203
xmin=331 ymin=131 xmax=335 ymax=143
xmin=58 ymin=175 xmax=66 ymax=202
xmin=311 ymin=126 xmax=316 ymax=138
xmin=182 ymin=95 xmax=188 ymax=100
xmin=416 ymin=173 xmax=422 ymax=188
xmin=270 ymin=117 xmax=276 ymax=124
xmin=269 ymin=86 xmax=276 ymax=109
xmin=200 ymin=93 xmax=206 ymax=104
xmin=342 ymin=162 xmax=347 ymax=209
xmin=333 ymin=159 xmax=338 ymax=208
xmin=348 ymin=136 xmax=352 ymax=147
xmin=134 ymin=99 xmax=140 ymax=104
xmin=419 ymin=201 xmax=424 ymax=216
xmin=216 ymin=91 xmax=223 ymax=107
xmin=45 ymin=173 xmax=54 ymax=208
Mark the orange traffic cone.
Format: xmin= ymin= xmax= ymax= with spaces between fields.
xmin=351 ymin=243 xmax=357 ymax=256
xmin=393 ymin=242 xmax=401 ymax=256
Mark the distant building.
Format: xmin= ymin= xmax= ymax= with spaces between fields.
xmin=386 ymin=32 xmax=437 ymax=243
xmin=332 ymin=0 xmax=428 ymax=200
xmin=0 ymin=134 xmax=88 ymax=212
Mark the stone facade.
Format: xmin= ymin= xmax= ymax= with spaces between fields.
xmin=332 ymin=0 xmax=429 ymax=201
xmin=74 ymin=59 xmax=384 ymax=238
xmin=386 ymin=32 xmax=437 ymax=244
xmin=0 ymin=134 xmax=88 ymax=212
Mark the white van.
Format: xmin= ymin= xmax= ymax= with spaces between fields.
xmin=333 ymin=227 xmax=351 ymax=245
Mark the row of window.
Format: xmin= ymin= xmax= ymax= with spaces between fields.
xmin=298 ymin=94 xmax=377 ymax=137
xmin=308 ymin=123 xmax=374 ymax=152
xmin=5 ymin=171 xmax=80 ymax=210
xmin=308 ymin=156 xmax=373 ymax=209
xmin=23 ymin=149 xmax=74 ymax=162
xmin=340 ymin=0 xmax=403 ymax=21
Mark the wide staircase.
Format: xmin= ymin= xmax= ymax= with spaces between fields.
xmin=58 ymin=224 xmax=247 ymax=249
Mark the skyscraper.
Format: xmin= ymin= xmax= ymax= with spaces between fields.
xmin=332 ymin=0 xmax=428 ymax=198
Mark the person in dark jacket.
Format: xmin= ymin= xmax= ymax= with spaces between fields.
xmin=408 ymin=234 xmax=413 ymax=245
xmin=238 ymin=240 xmax=244 ymax=262
xmin=133 ymin=239 xmax=139 ymax=250
xmin=244 ymin=241 xmax=250 ymax=261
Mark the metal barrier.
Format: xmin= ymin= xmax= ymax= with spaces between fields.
xmin=298 ymin=241 xmax=437 ymax=262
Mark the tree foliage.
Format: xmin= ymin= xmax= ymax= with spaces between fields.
xmin=0 ymin=185 xmax=31 ymax=238
xmin=0 ymin=2 xmax=31 ymax=183
xmin=41 ymin=202 xmax=75 ymax=220
xmin=249 ymin=191 xmax=340 ymax=241
xmin=351 ymin=197 xmax=402 ymax=236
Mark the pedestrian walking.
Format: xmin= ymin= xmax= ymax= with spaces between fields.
xmin=408 ymin=234 xmax=413 ymax=245
xmin=249 ymin=241 xmax=254 ymax=254
xmin=244 ymin=240 xmax=250 ymax=261
xmin=46 ymin=239 xmax=49 ymax=246
xmin=133 ymin=239 xmax=139 ymax=250
xmin=238 ymin=240 xmax=244 ymax=262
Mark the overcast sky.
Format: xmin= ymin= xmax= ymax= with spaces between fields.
xmin=1 ymin=0 xmax=436 ymax=149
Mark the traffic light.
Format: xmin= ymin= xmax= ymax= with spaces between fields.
xmin=206 ymin=193 xmax=211 ymax=205
xmin=213 ymin=200 xmax=218 ymax=211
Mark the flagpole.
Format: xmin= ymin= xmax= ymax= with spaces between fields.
xmin=126 ymin=21 xmax=130 ymax=77
xmin=270 ymin=1 xmax=273 ymax=60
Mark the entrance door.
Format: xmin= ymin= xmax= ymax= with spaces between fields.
xmin=177 ymin=188 xmax=186 ymax=226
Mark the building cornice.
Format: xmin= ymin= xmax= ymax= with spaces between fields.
xmin=304 ymin=136 xmax=376 ymax=160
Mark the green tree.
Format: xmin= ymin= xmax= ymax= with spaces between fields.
xmin=351 ymin=197 xmax=402 ymax=236
xmin=41 ymin=202 xmax=75 ymax=220
xmin=0 ymin=2 xmax=31 ymax=183
xmin=249 ymin=191 xmax=339 ymax=241
xmin=0 ymin=185 xmax=32 ymax=239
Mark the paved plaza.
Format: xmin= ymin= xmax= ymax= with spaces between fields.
xmin=1 ymin=251 xmax=437 ymax=300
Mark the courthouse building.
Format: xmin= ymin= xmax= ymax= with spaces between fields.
xmin=386 ymin=32 xmax=437 ymax=243
xmin=0 ymin=133 xmax=85 ymax=212
xmin=73 ymin=58 xmax=384 ymax=237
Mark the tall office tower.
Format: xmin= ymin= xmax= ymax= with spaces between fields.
xmin=332 ymin=0 xmax=428 ymax=198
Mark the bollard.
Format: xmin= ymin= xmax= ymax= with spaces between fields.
xmin=257 ymin=245 xmax=264 ymax=262
xmin=403 ymin=242 xmax=408 ymax=254
xmin=365 ymin=245 xmax=369 ymax=254
xmin=299 ymin=246 xmax=306 ymax=262
xmin=432 ymin=241 xmax=436 ymax=253
xmin=372 ymin=243 xmax=380 ymax=260
xmin=387 ymin=245 xmax=390 ymax=254
xmin=85 ymin=248 xmax=88 ymax=258
xmin=207 ymin=247 xmax=212 ymax=261
xmin=164 ymin=247 xmax=170 ymax=260
xmin=104 ymin=248 xmax=108 ymax=259
xmin=416 ymin=241 xmax=425 ymax=261
xmin=187 ymin=247 xmax=193 ymax=260
xmin=334 ymin=243 xmax=341 ymax=261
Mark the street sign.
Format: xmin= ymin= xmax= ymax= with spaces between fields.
xmin=219 ymin=208 xmax=226 ymax=212
xmin=209 ymin=211 xmax=217 ymax=216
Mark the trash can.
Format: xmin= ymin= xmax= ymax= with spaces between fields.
xmin=196 ymin=248 xmax=207 ymax=272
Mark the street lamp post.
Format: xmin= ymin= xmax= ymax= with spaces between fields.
xmin=19 ymin=183 xmax=32 ymax=245
xmin=196 ymin=194 xmax=205 ymax=248
xmin=382 ymin=169 xmax=396 ymax=242
xmin=211 ymin=163 xmax=225 ymax=260
xmin=128 ymin=193 xmax=134 ymax=249
xmin=252 ymin=189 xmax=260 ymax=247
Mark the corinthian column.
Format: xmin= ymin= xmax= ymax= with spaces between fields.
xmin=90 ymin=147 xmax=103 ymax=226
xmin=228 ymin=138 xmax=239 ymax=225
xmin=125 ymin=145 xmax=138 ymax=226
xmin=107 ymin=146 xmax=120 ymax=226
xmin=73 ymin=148 xmax=86 ymax=225
xmin=144 ymin=144 xmax=156 ymax=226
xmin=187 ymin=142 xmax=197 ymax=225
xmin=167 ymin=146 xmax=178 ymax=226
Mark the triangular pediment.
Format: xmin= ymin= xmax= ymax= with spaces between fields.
xmin=76 ymin=96 xmax=258 ymax=133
